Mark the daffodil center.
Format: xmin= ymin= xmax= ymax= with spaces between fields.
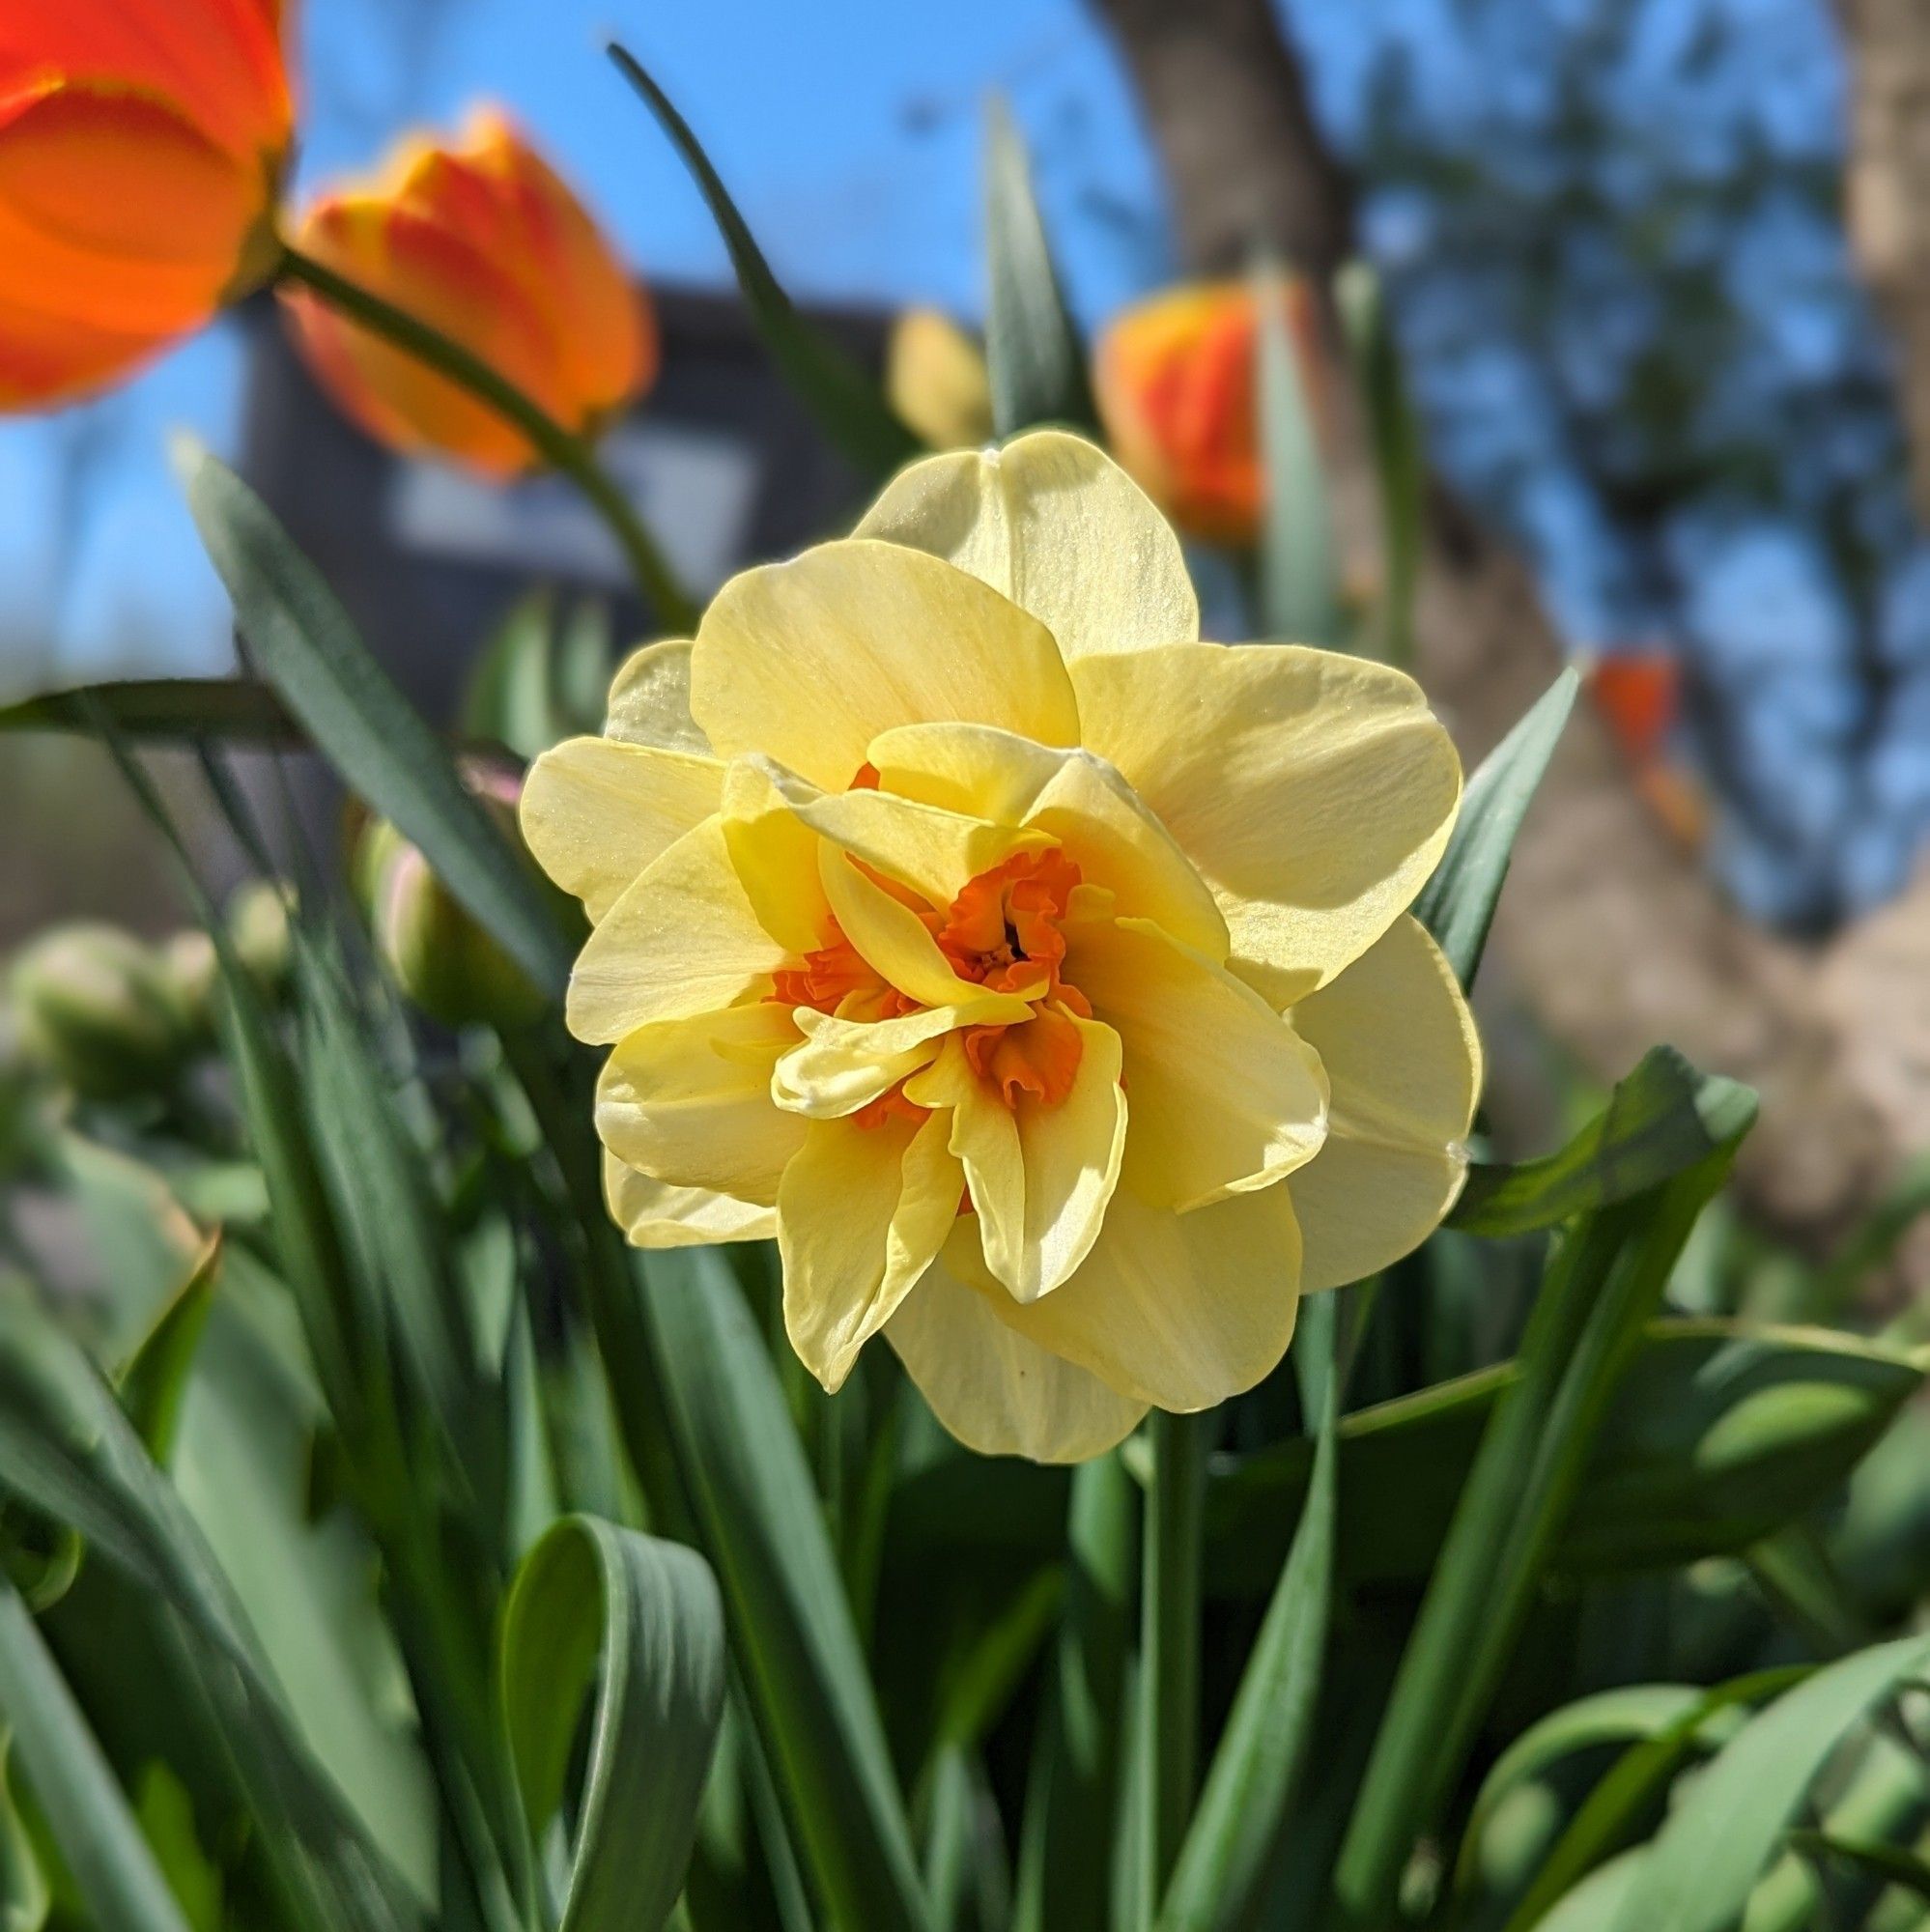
xmin=772 ymin=847 xmax=1093 ymax=1122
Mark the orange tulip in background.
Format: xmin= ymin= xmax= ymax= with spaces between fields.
xmin=0 ymin=0 xmax=294 ymax=409
xmin=1586 ymin=652 xmax=1708 ymax=849
xmin=1093 ymin=278 xmax=1322 ymax=549
xmin=282 ymin=107 xmax=656 ymax=479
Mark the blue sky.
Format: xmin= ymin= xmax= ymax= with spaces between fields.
xmin=0 ymin=0 xmax=1168 ymax=700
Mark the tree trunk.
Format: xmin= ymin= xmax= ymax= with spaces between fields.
xmin=1091 ymin=0 xmax=1916 ymax=1272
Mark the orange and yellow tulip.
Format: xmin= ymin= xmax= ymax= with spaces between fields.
xmin=283 ymin=108 xmax=655 ymax=479
xmin=0 ymin=0 xmax=294 ymax=409
xmin=1093 ymin=279 xmax=1321 ymax=549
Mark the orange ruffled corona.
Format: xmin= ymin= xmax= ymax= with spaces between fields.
xmin=1093 ymin=279 xmax=1320 ymax=548
xmin=0 ymin=0 xmax=293 ymax=409
xmin=282 ymin=106 xmax=655 ymax=478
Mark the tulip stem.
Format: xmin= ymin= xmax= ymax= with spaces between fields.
xmin=274 ymin=242 xmax=699 ymax=633
xmin=1138 ymin=1406 xmax=1206 ymax=1920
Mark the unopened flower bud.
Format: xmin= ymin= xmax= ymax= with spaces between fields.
xmin=887 ymin=308 xmax=994 ymax=452
xmin=9 ymin=924 xmax=193 ymax=1101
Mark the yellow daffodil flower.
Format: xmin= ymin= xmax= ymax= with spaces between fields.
xmin=522 ymin=431 xmax=1481 ymax=1463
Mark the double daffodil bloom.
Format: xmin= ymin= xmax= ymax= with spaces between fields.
xmin=523 ymin=431 xmax=1480 ymax=1463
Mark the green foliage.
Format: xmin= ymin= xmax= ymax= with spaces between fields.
xmin=983 ymin=97 xmax=1097 ymax=440
xmin=606 ymin=44 xmax=922 ymax=480
xmin=1258 ymin=269 xmax=1342 ymax=649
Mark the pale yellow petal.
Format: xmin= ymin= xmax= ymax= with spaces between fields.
xmin=771 ymin=1006 xmax=957 ymax=1120
xmin=780 ymin=1109 xmax=962 ymax=1392
xmin=605 ymin=639 xmax=711 ymax=753
xmin=596 ymin=1002 xmax=806 ymax=1205
xmin=854 ymin=430 xmax=1199 ymax=661
xmin=690 ymin=539 xmax=1081 ymax=790
xmin=1286 ymin=915 xmax=1482 ymax=1292
xmin=886 ymin=1243 xmax=1148 ymax=1463
xmin=520 ymin=735 xmax=723 ymax=923
xmin=906 ymin=1020 xmax=1126 ymax=1303
xmin=1071 ymin=644 xmax=1462 ymax=999
xmin=980 ymin=1181 xmax=1303 ymax=1412
xmin=719 ymin=758 xmax=835 ymax=952
xmin=740 ymin=752 xmax=1048 ymax=910
xmin=866 ymin=723 xmax=1228 ymax=957
xmin=603 ymin=1152 xmax=776 ymax=1247
xmin=1064 ymin=916 xmax=1328 ymax=1210
xmin=567 ymin=818 xmax=789 ymax=1043
xmin=817 ymin=844 xmax=1035 ymax=1022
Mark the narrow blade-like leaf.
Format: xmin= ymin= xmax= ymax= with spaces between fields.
xmin=174 ymin=440 xmax=571 ymax=995
xmin=1159 ymin=1293 xmax=1339 ymax=1932
xmin=1414 ymin=668 xmax=1579 ymax=989
xmin=503 ymin=1517 xmax=725 ymax=1932
xmin=0 ymin=677 xmax=300 ymax=744
xmin=0 ymin=1579 xmax=190 ymax=1932
xmin=639 ymin=1248 xmax=932 ymax=1932
xmin=984 ymin=97 xmax=1096 ymax=437
xmin=608 ymin=45 xmax=920 ymax=478
xmin=1258 ymin=269 xmax=1341 ymax=648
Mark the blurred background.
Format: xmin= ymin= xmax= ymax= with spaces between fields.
xmin=8 ymin=0 xmax=1930 ymax=1271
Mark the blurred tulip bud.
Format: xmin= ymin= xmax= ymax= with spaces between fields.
xmin=0 ymin=0 xmax=294 ymax=411
xmin=226 ymin=879 xmax=292 ymax=996
xmin=355 ymin=768 xmax=546 ymax=1030
xmin=1093 ymin=278 xmax=1321 ymax=547
xmin=282 ymin=106 xmax=655 ymax=479
xmin=887 ymin=307 xmax=994 ymax=451
xmin=9 ymin=924 xmax=193 ymax=1101
xmin=157 ymin=930 xmax=219 ymax=1040
xmin=1586 ymin=653 xmax=1707 ymax=848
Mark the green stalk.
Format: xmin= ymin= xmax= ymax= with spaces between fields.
xmin=1137 ymin=1408 xmax=1208 ymax=1922
xmin=274 ymin=242 xmax=698 ymax=633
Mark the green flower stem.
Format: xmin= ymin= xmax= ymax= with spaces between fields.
xmin=274 ymin=241 xmax=699 ymax=634
xmin=1139 ymin=1407 xmax=1207 ymax=1919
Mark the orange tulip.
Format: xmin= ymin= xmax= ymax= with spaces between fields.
xmin=283 ymin=108 xmax=655 ymax=479
xmin=1093 ymin=279 xmax=1321 ymax=548
xmin=0 ymin=0 xmax=293 ymax=409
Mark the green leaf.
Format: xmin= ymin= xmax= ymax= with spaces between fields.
xmin=1455 ymin=1685 xmax=1746 ymax=1906
xmin=0 ymin=1289 xmax=423 ymax=1931
xmin=1452 ymin=1045 xmax=1750 ymax=1238
xmin=1786 ymin=1829 xmax=1930 ymax=1906
xmin=607 ymin=45 xmax=921 ymax=478
xmin=174 ymin=440 xmax=571 ymax=996
xmin=1159 ymin=1293 xmax=1339 ymax=1932
xmin=639 ymin=1248 xmax=933 ymax=1932
xmin=1414 ymin=668 xmax=1579 ymax=989
xmin=1330 ymin=1064 xmax=1755 ymax=1925
xmin=1258 ymin=270 xmax=1341 ymax=648
xmin=0 ymin=1732 xmax=50 ymax=1932
xmin=1337 ymin=261 xmax=1423 ymax=669
xmin=116 ymin=1232 xmax=220 ymax=1465
xmin=983 ymin=97 xmax=1096 ymax=438
xmin=0 ymin=678 xmax=301 ymax=745
xmin=0 ymin=1580 xmax=189 ymax=1932
xmin=1604 ymin=1634 xmax=1930 ymax=1932
xmin=1201 ymin=1317 xmax=1916 ymax=1597
xmin=1497 ymin=1667 xmax=1808 ymax=1932
xmin=502 ymin=1517 xmax=725 ymax=1932
xmin=1011 ymin=1452 xmax=1135 ymax=1932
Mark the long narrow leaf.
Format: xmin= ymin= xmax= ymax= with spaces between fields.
xmin=608 ymin=45 xmax=920 ymax=478
xmin=0 ymin=1580 xmax=190 ymax=1932
xmin=0 ymin=677 xmax=300 ymax=744
xmin=0 ymin=1292 xmax=422 ymax=1931
xmin=174 ymin=440 xmax=571 ymax=995
xmin=1330 ymin=1067 xmax=1756 ymax=1924
xmin=1159 ymin=1293 xmax=1339 ymax=1931
xmin=1258 ymin=269 xmax=1341 ymax=648
xmin=640 ymin=1248 xmax=932 ymax=1932
xmin=984 ymin=97 xmax=1095 ymax=437
xmin=1452 ymin=1045 xmax=1742 ymax=1238
xmin=503 ymin=1517 xmax=725 ymax=1932
xmin=1605 ymin=1635 xmax=1930 ymax=1932
xmin=1414 ymin=668 xmax=1579 ymax=989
